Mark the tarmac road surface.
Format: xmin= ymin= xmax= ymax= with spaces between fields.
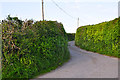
xmin=35 ymin=41 xmax=118 ymax=78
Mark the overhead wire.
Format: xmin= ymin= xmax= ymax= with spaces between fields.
xmin=51 ymin=0 xmax=77 ymax=19
xmin=51 ymin=0 xmax=89 ymax=25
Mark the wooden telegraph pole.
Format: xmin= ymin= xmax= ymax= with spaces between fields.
xmin=42 ymin=0 xmax=44 ymax=21
xmin=77 ymin=17 xmax=79 ymax=27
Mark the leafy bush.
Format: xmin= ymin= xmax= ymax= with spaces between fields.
xmin=67 ymin=33 xmax=75 ymax=41
xmin=75 ymin=18 xmax=120 ymax=58
xmin=2 ymin=15 xmax=70 ymax=79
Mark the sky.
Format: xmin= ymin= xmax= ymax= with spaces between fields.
xmin=0 ymin=0 xmax=119 ymax=33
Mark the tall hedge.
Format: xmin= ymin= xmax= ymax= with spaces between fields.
xmin=75 ymin=18 xmax=120 ymax=58
xmin=67 ymin=33 xmax=75 ymax=41
xmin=2 ymin=16 xmax=70 ymax=78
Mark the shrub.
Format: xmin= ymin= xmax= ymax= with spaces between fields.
xmin=2 ymin=16 xmax=70 ymax=78
xmin=67 ymin=33 xmax=75 ymax=41
xmin=75 ymin=18 xmax=120 ymax=58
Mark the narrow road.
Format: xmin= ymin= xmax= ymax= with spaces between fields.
xmin=36 ymin=41 xmax=118 ymax=78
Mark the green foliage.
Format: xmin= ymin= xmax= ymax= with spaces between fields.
xmin=2 ymin=15 xmax=70 ymax=78
xmin=0 ymin=21 xmax=1 ymax=80
xmin=67 ymin=33 xmax=75 ymax=41
xmin=75 ymin=18 xmax=120 ymax=58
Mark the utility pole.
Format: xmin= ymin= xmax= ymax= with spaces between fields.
xmin=77 ymin=17 xmax=79 ymax=27
xmin=42 ymin=0 xmax=44 ymax=21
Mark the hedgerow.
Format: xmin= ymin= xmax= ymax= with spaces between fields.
xmin=67 ymin=33 xmax=75 ymax=41
xmin=2 ymin=15 xmax=70 ymax=79
xmin=75 ymin=18 xmax=120 ymax=58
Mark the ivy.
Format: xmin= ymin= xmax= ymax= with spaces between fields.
xmin=75 ymin=18 xmax=119 ymax=58
xmin=2 ymin=15 xmax=70 ymax=78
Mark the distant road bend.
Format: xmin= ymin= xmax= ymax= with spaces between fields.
xmin=34 ymin=41 xmax=118 ymax=78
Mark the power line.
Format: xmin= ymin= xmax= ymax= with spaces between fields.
xmin=79 ymin=17 xmax=89 ymax=25
xmin=51 ymin=0 xmax=77 ymax=19
xmin=51 ymin=0 xmax=88 ymax=24
xmin=51 ymin=0 xmax=89 ymax=25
